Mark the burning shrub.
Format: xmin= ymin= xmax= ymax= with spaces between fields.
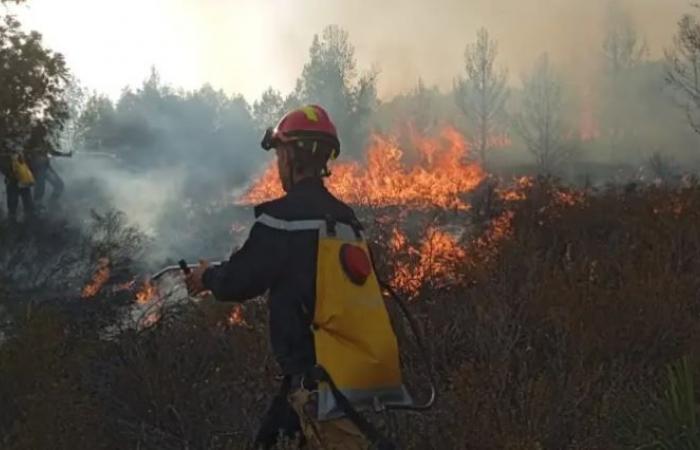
xmin=0 ymin=210 xmax=148 ymax=340
xmin=2 ymin=179 xmax=700 ymax=449
xmin=387 ymin=180 xmax=700 ymax=449
xmin=241 ymin=125 xmax=485 ymax=209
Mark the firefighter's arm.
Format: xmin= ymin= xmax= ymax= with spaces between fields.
xmin=199 ymin=223 xmax=286 ymax=301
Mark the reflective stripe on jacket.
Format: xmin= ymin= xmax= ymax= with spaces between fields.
xmin=202 ymin=177 xmax=360 ymax=374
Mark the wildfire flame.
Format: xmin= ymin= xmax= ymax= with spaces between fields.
xmin=499 ymin=176 xmax=535 ymax=201
xmin=240 ymin=126 xmax=485 ymax=210
xmin=472 ymin=210 xmax=516 ymax=257
xmin=390 ymin=226 xmax=467 ymax=294
xmin=135 ymin=278 xmax=158 ymax=304
xmin=81 ymin=257 xmax=111 ymax=298
xmin=386 ymin=175 xmax=587 ymax=293
xmin=238 ymin=126 xmax=586 ymax=297
xmin=554 ymin=190 xmax=583 ymax=207
xmin=227 ymin=304 xmax=247 ymax=327
xmin=499 ymin=176 xmax=583 ymax=208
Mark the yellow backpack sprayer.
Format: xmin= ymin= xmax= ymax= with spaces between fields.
xmin=151 ymin=242 xmax=436 ymax=449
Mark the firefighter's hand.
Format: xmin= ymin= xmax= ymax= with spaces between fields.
xmin=185 ymin=260 xmax=209 ymax=296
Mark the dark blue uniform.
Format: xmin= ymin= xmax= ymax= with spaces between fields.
xmin=203 ymin=177 xmax=359 ymax=375
xmin=202 ymin=177 xmax=361 ymax=448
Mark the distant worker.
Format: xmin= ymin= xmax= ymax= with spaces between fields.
xmin=0 ymin=145 xmax=35 ymax=224
xmin=26 ymin=125 xmax=72 ymax=210
xmin=186 ymin=105 xmax=406 ymax=450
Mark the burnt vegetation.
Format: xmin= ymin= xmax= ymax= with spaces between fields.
xmin=2 ymin=180 xmax=700 ymax=449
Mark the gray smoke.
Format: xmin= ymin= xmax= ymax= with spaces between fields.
xmin=14 ymin=0 xmax=700 ymax=266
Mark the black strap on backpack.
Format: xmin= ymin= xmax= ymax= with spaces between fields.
xmin=254 ymin=376 xmax=305 ymax=450
xmin=306 ymin=365 xmax=397 ymax=450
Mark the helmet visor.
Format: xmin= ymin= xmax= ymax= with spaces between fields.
xmin=260 ymin=127 xmax=276 ymax=151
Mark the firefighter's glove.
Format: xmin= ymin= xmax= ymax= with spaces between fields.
xmin=185 ymin=260 xmax=209 ymax=296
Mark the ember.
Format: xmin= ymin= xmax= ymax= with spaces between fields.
xmin=81 ymin=258 xmax=111 ymax=299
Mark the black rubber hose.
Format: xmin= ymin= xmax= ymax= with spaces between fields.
xmin=369 ymin=245 xmax=437 ymax=412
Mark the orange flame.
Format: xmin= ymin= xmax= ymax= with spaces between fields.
xmin=81 ymin=257 xmax=111 ymax=298
xmin=473 ymin=210 xmax=516 ymax=256
xmin=135 ymin=278 xmax=158 ymax=304
xmin=499 ymin=176 xmax=535 ymax=202
xmin=554 ymin=190 xmax=583 ymax=207
xmin=227 ymin=304 xmax=247 ymax=327
xmin=239 ymin=128 xmax=593 ymax=296
xmin=387 ymin=176 xmax=590 ymax=293
xmin=240 ymin=126 xmax=485 ymax=210
xmin=390 ymin=226 xmax=467 ymax=295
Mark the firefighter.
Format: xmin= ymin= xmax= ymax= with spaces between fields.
xmin=186 ymin=105 xmax=403 ymax=450
xmin=26 ymin=126 xmax=71 ymax=209
xmin=0 ymin=146 xmax=35 ymax=224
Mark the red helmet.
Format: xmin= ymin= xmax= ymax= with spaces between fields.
xmin=261 ymin=105 xmax=340 ymax=159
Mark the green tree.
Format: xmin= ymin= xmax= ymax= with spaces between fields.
xmin=295 ymin=25 xmax=377 ymax=157
xmin=0 ymin=14 xmax=69 ymax=153
xmin=77 ymin=93 xmax=117 ymax=151
xmin=76 ymin=68 xmax=261 ymax=199
xmin=252 ymin=88 xmax=284 ymax=132
xmin=454 ymin=28 xmax=509 ymax=165
xmin=252 ymin=87 xmax=298 ymax=132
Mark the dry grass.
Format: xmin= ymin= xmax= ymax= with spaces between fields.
xmin=2 ymin=179 xmax=700 ymax=449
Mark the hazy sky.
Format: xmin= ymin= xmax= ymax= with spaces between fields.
xmin=7 ymin=0 xmax=694 ymax=102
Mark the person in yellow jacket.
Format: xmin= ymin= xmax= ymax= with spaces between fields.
xmin=0 ymin=148 xmax=35 ymax=223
